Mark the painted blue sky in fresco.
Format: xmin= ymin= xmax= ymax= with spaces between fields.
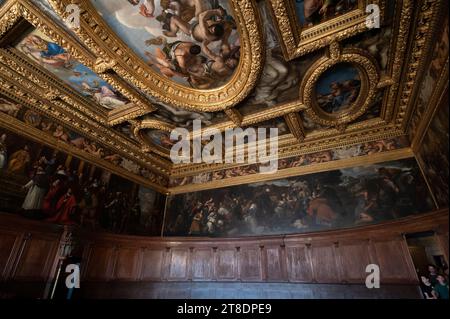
xmin=316 ymin=63 xmax=360 ymax=95
xmin=16 ymin=29 xmax=131 ymax=110
xmin=90 ymin=0 xmax=241 ymax=88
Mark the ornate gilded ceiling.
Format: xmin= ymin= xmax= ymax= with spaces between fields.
xmin=0 ymin=0 xmax=448 ymax=194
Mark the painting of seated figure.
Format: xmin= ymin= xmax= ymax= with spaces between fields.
xmin=91 ymin=0 xmax=241 ymax=89
xmin=315 ymin=63 xmax=361 ymax=114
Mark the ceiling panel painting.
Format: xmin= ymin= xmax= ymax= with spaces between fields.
xmin=294 ymin=0 xmax=359 ymax=28
xmin=91 ymin=0 xmax=241 ymax=89
xmin=15 ymin=29 xmax=135 ymax=112
xmin=342 ymin=26 xmax=393 ymax=77
xmin=315 ymin=62 xmax=361 ymax=115
xmin=249 ymin=118 xmax=291 ymax=136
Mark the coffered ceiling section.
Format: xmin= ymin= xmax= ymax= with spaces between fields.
xmin=0 ymin=0 xmax=446 ymax=192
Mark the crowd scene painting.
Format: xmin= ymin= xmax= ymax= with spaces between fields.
xmin=316 ymin=63 xmax=361 ymax=114
xmin=0 ymin=127 xmax=165 ymax=236
xmin=91 ymin=0 xmax=240 ymax=89
xmin=294 ymin=0 xmax=358 ymax=27
xmin=168 ymin=136 xmax=409 ymax=187
xmin=16 ymin=29 xmax=134 ymax=111
xmin=165 ymin=158 xmax=434 ymax=237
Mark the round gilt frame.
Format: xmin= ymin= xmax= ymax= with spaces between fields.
xmin=300 ymin=46 xmax=380 ymax=127
xmin=132 ymin=119 xmax=175 ymax=158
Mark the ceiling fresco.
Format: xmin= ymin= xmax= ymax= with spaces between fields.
xmin=294 ymin=0 xmax=358 ymax=28
xmin=0 ymin=0 xmax=447 ymax=194
xmin=165 ymin=157 xmax=434 ymax=237
xmin=16 ymin=29 xmax=135 ymax=112
xmin=91 ymin=0 xmax=241 ymax=89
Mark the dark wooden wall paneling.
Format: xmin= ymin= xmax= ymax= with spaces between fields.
xmin=0 ymin=210 xmax=448 ymax=299
xmin=74 ymin=210 xmax=448 ymax=285
xmin=0 ymin=215 xmax=62 ymax=283
xmin=0 ymin=214 xmax=63 ymax=298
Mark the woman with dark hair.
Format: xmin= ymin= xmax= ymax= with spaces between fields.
xmin=420 ymin=276 xmax=437 ymax=299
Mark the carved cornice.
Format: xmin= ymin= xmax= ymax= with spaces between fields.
xmin=169 ymin=147 xmax=414 ymax=194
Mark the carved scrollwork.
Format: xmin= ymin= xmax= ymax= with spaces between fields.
xmin=93 ymin=57 xmax=118 ymax=74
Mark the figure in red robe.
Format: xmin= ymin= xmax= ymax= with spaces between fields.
xmin=46 ymin=188 xmax=77 ymax=225
xmin=42 ymin=179 xmax=64 ymax=216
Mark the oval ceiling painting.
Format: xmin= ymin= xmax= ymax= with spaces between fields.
xmin=91 ymin=0 xmax=241 ymax=90
xmin=315 ymin=63 xmax=361 ymax=114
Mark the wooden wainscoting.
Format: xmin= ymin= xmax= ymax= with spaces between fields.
xmin=0 ymin=210 xmax=448 ymax=298
xmin=0 ymin=213 xmax=64 ymax=298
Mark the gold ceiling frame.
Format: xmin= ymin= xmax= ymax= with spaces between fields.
xmin=131 ymin=118 xmax=176 ymax=157
xmin=404 ymin=0 xmax=449 ymax=144
xmin=284 ymin=113 xmax=305 ymax=142
xmin=0 ymin=0 xmax=443 ymax=194
xmin=0 ymin=54 xmax=172 ymax=178
xmin=130 ymin=104 xmax=303 ymax=159
xmin=135 ymin=122 xmax=299 ymax=161
xmin=46 ymin=0 xmax=265 ymax=112
xmin=0 ymin=0 xmax=155 ymax=126
xmin=300 ymin=45 xmax=380 ymax=129
xmin=162 ymin=0 xmax=413 ymax=161
xmin=1 ymin=47 xmax=114 ymax=125
xmin=169 ymin=123 xmax=407 ymax=178
xmin=267 ymin=0 xmax=384 ymax=61
xmin=131 ymin=46 xmax=384 ymax=159
xmin=168 ymin=0 xmax=441 ymax=183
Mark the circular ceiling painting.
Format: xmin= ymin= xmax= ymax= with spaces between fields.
xmin=145 ymin=129 xmax=176 ymax=152
xmin=91 ymin=0 xmax=241 ymax=90
xmin=315 ymin=63 xmax=361 ymax=114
